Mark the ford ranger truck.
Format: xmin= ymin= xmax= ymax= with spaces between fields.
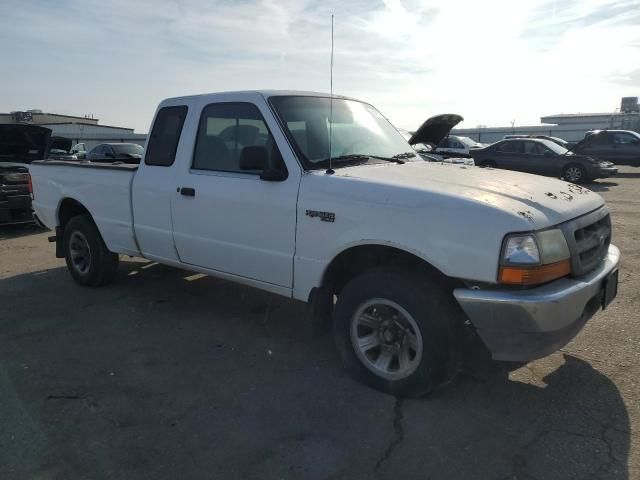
xmin=29 ymin=91 xmax=620 ymax=397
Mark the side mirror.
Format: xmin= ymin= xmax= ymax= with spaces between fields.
xmin=240 ymin=146 xmax=268 ymax=170
xmin=260 ymin=169 xmax=288 ymax=182
xmin=240 ymin=146 xmax=287 ymax=181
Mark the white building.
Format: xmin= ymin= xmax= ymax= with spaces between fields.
xmin=0 ymin=110 xmax=146 ymax=149
xmin=452 ymin=97 xmax=640 ymax=144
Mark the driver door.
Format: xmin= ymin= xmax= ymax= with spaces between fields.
xmin=170 ymin=101 xmax=299 ymax=289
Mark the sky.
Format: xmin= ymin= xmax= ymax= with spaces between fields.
xmin=0 ymin=0 xmax=638 ymax=133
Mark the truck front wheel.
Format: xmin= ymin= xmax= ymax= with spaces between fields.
xmin=63 ymin=215 xmax=119 ymax=287
xmin=333 ymin=269 xmax=461 ymax=397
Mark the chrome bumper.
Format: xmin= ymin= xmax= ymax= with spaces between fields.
xmin=453 ymin=244 xmax=620 ymax=361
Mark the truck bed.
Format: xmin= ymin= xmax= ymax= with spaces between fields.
xmin=34 ymin=159 xmax=139 ymax=171
xmin=30 ymin=160 xmax=140 ymax=256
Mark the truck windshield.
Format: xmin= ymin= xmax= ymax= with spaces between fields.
xmin=269 ymin=96 xmax=417 ymax=170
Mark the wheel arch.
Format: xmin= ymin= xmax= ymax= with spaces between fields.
xmin=321 ymin=243 xmax=457 ymax=296
xmin=58 ymin=197 xmax=91 ymax=229
xmin=307 ymin=242 xmax=462 ymax=334
xmin=55 ymin=198 xmax=93 ymax=258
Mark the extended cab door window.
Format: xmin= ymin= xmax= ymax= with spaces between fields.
xmin=145 ymin=106 xmax=188 ymax=166
xmin=192 ymin=102 xmax=286 ymax=176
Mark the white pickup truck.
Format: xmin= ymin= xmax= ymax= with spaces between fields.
xmin=30 ymin=90 xmax=619 ymax=396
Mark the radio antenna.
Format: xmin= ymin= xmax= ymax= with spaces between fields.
xmin=326 ymin=14 xmax=335 ymax=175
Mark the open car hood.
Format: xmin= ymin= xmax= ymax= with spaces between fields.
xmin=0 ymin=124 xmax=52 ymax=164
xmin=408 ymin=114 xmax=464 ymax=146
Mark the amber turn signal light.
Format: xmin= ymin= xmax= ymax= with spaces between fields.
xmin=499 ymin=259 xmax=571 ymax=285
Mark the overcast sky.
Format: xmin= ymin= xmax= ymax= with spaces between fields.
xmin=0 ymin=0 xmax=638 ymax=132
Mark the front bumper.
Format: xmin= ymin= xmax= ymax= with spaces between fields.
xmin=453 ymin=244 xmax=620 ymax=361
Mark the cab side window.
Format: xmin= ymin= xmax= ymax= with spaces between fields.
xmin=193 ymin=102 xmax=285 ymax=175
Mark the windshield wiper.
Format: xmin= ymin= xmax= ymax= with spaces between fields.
xmin=317 ymin=153 xmax=406 ymax=169
xmin=390 ymin=152 xmax=417 ymax=160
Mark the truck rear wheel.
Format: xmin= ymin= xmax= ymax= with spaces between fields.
xmin=63 ymin=215 xmax=119 ymax=287
xmin=333 ymin=269 xmax=461 ymax=397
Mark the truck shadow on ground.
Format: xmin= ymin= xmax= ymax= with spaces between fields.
xmin=0 ymin=223 xmax=47 ymax=241
xmin=0 ymin=259 xmax=630 ymax=480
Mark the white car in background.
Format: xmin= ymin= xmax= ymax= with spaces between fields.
xmin=436 ymin=135 xmax=484 ymax=156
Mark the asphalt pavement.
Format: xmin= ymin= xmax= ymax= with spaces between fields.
xmin=1 ymin=167 xmax=639 ymax=479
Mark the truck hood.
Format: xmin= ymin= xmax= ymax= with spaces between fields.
xmin=334 ymin=162 xmax=604 ymax=229
xmin=408 ymin=114 xmax=464 ymax=146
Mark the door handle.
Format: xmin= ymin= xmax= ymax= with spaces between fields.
xmin=180 ymin=187 xmax=196 ymax=197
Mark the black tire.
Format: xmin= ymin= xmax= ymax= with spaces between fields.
xmin=332 ymin=269 xmax=463 ymax=397
xmin=480 ymin=160 xmax=496 ymax=168
xmin=563 ymin=163 xmax=588 ymax=184
xmin=63 ymin=215 xmax=119 ymax=287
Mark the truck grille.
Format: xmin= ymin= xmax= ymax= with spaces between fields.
xmin=562 ymin=209 xmax=611 ymax=277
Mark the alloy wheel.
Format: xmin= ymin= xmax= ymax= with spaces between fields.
xmin=350 ymin=298 xmax=423 ymax=380
xmin=69 ymin=231 xmax=92 ymax=275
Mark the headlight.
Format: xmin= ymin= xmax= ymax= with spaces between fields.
xmin=502 ymin=234 xmax=540 ymax=264
xmin=536 ymin=229 xmax=570 ymax=263
xmin=499 ymin=229 xmax=571 ymax=285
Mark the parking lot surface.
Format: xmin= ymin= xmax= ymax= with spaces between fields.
xmin=1 ymin=167 xmax=639 ymax=480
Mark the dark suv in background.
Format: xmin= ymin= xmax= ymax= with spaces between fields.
xmin=470 ymin=137 xmax=617 ymax=183
xmin=574 ymin=130 xmax=640 ymax=166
